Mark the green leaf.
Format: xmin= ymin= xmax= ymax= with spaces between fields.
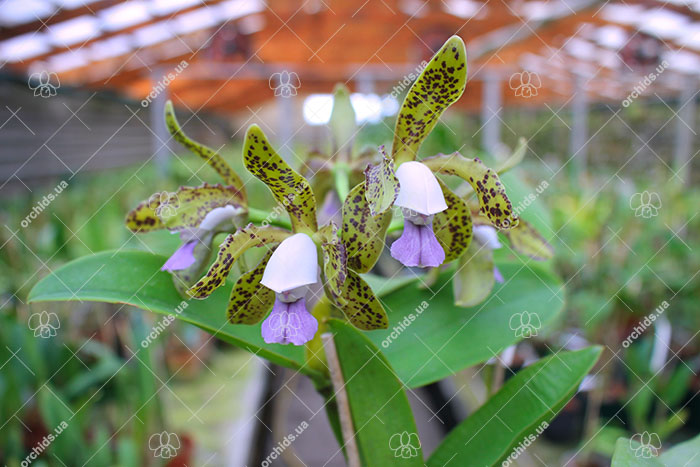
xmin=227 ymin=249 xmax=276 ymax=324
xmin=504 ymin=218 xmax=554 ymax=260
xmin=453 ymin=239 xmax=495 ymax=307
xmin=327 ymin=320 xmax=423 ymax=467
xmin=329 ymin=83 xmax=356 ymax=159
xmin=244 ymin=125 xmax=318 ymax=233
xmin=364 ymin=148 xmax=399 ymax=216
xmin=392 ymin=35 xmax=467 ymax=164
xmin=611 ymin=433 xmax=700 ymax=466
xmin=496 ymin=137 xmax=527 ymax=174
xmin=341 ymin=183 xmax=392 ymax=273
xmin=188 ymin=224 xmax=290 ymax=299
xmin=423 ymin=152 xmax=518 ymax=230
xmin=27 ymin=251 xmax=320 ymax=379
xmin=336 ymin=270 xmax=388 ymax=330
xmin=428 ymin=347 xmax=601 ymax=466
xmin=165 ymin=101 xmax=245 ymax=194
xmin=372 ymin=262 xmax=565 ymax=386
xmin=433 ymin=181 xmax=472 ymax=263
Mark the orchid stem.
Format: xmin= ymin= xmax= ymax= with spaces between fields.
xmin=247 ymin=207 xmax=292 ymax=229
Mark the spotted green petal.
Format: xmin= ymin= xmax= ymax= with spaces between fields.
xmin=165 ymin=101 xmax=246 ymax=198
xmin=187 ymin=224 xmax=291 ymax=299
xmin=124 ymin=197 xmax=165 ymax=233
xmin=341 ymin=183 xmax=392 ymax=273
xmin=228 ymin=249 xmax=276 ymax=324
xmin=329 ymin=83 xmax=356 ymax=160
xmin=322 ymin=240 xmax=348 ymax=304
xmin=433 ymin=182 xmax=472 ymax=263
xmin=453 ymin=239 xmax=495 ymax=308
xmin=364 ymin=148 xmax=399 ymax=216
xmin=392 ymin=36 xmax=467 ymax=165
xmin=336 ymin=270 xmax=388 ymax=330
xmin=423 ymin=153 xmax=519 ymax=230
xmin=243 ymin=125 xmax=318 ymax=233
xmin=504 ymin=219 xmax=554 ymax=261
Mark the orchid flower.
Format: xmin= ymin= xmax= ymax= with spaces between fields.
xmin=454 ymin=213 xmax=554 ymax=307
xmin=186 ymin=125 xmax=389 ymax=346
xmin=126 ymin=102 xmax=247 ymax=294
xmin=260 ymin=233 xmax=319 ymax=345
xmin=390 ymin=161 xmax=447 ymax=267
xmin=362 ymin=35 xmax=519 ymax=272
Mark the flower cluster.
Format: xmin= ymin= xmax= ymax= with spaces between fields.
xmin=126 ymin=35 xmax=554 ymax=348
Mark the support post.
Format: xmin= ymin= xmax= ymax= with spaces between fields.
xmin=673 ymin=74 xmax=696 ymax=185
xmin=481 ymin=71 xmax=502 ymax=156
xmin=149 ymin=70 xmax=170 ymax=176
xmin=569 ymin=73 xmax=589 ymax=175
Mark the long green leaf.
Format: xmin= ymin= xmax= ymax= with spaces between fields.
xmin=374 ymin=262 xmax=565 ymax=387
xmin=27 ymin=250 xmax=323 ymax=381
xmin=612 ymin=433 xmax=700 ymax=466
xmin=428 ymin=347 xmax=601 ymax=466
xmin=328 ymin=320 xmax=423 ymax=467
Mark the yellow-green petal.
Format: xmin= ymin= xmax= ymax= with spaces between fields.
xmin=364 ymin=148 xmax=399 ymax=216
xmin=125 ymin=195 xmax=165 ymax=233
xmin=392 ymin=35 xmax=467 ymax=164
xmin=341 ymin=183 xmax=392 ymax=273
xmin=336 ymin=270 xmax=388 ymax=330
xmin=495 ymin=137 xmax=527 ymax=175
xmin=329 ymin=83 xmax=356 ymax=160
xmin=453 ymin=240 xmax=495 ymax=308
xmin=228 ymin=249 xmax=276 ymax=324
xmin=322 ymin=240 xmax=348 ymax=304
xmin=165 ymin=101 xmax=246 ymax=197
xmin=187 ymin=224 xmax=291 ymax=299
xmin=423 ymin=153 xmax=519 ymax=230
xmin=243 ymin=125 xmax=318 ymax=233
xmin=504 ymin=218 xmax=554 ymax=261
xmin=433 ymin=182 xmax=472 ymax=263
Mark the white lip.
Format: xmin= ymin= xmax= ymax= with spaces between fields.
xmin=393 ymin=161 xmax=448 ymax=216
xmin=261 ymin=233 xmax=319 ymax=293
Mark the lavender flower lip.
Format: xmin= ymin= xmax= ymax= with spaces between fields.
xmin=390 ymin=161 xmax=448 ymax=268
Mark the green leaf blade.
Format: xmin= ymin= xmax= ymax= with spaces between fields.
xmin=428 ymin=347 xmax=601 ymax=466
xmin=27 ymin=251 xmax=315 ymax=377
xmin=328 ymin=320 xmax=423 ymax=467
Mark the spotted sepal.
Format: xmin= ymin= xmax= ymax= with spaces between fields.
xmin=433 ymin=181 xmax=472 ymax=263
xmin=165 ymin=101 xmax=246 ymax=198
xmin=187 ymin=224 xmax=291 ymax=299
xmin=423 ymin=153 xmax=519 ymax=230
xmin=243 ymin=125 xmax=318 ymax=233
xmin=336 ymin=270 xmax=388 ymax=330
xmin=364 ymin=147 xmax=399 ymax=216
xmin=504 ymin=218 xmax=553 ymax=261
xmin=341 ymin=183 xmax=392 ymax=273
xmin=392 ymin=36 xmax=467 ymax=164
xmin=227 ymin=249 xmax=276 ymax=324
